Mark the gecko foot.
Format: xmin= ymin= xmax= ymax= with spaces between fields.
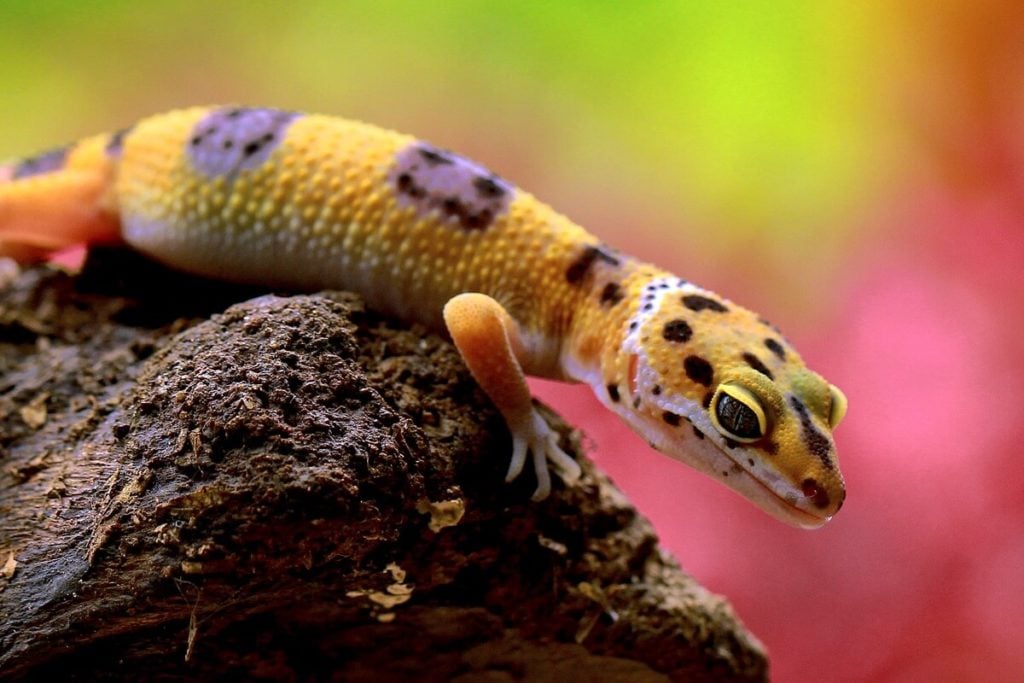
xmin=505 ymin=410 xmax=582 ymax=501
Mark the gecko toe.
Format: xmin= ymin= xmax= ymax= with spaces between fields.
xmin=506 ymin=436 xmax=529 ymax=482
xmin=530 ymin=446 xmax=553 ymax=501
xmin=545 ymin=436 xmax=582 ymax=483
xmin=505 ymin=410 xmax=581 ymax=500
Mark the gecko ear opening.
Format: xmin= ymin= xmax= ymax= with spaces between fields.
xmin=827 ymin=384 xmax=848 ymax=429
xmin=711 ymin=383 xmax=767 ymax=442
xmin=627 ymin=353 xmax=639 ymax=397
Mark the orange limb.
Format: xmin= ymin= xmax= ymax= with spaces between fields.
xmin=443 ymin=292 xmax=581 ymax=500
xmin=0 ymin=168 xmax=121 ymax=260
xmin=1 ymin=137 xmax=122 ymax=261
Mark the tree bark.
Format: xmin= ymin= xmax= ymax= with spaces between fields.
xmin=0 ymin=249 xmax=768 ymax=682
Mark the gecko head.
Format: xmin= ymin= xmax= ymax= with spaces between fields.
xmin=609 ymin=277 xmax=847 ymax=528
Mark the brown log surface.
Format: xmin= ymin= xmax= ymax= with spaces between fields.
xmin=0 ymin=249 xmax=767 ymax=682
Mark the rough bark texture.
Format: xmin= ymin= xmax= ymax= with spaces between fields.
xmin=0 ymin=249 xmax=768 ymax=682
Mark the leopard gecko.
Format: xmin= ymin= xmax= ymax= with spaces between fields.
xmin=0 ymin=106 xmax=847 ymax=528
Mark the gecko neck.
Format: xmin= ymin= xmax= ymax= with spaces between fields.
xmin=559 ymin=259 xmax=663 ymax=388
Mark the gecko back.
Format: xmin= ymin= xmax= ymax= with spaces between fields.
xmin=113 ymin=107 xmax=604 ymax=344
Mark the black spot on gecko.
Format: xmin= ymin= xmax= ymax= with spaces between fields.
xmin=684 ymin=355 xmax=714 ymax=387
xmin=682 ymin=294 xmax=729 ymax=313
xmin=724 ymin=438 xmax=740 ymax=450
xmin=607 ymin=384 xmax=620 ymax=403
xmin=692 ymin=426 xmax=705 ymax=440
xmin=764 ymin=338 xmax=786 ymax=360
xmin=633 ymin=396 xmax=641 ymax=409
xmin=188 ymin=106 xmax=300 ymax=178
xmin=662 ymin=411 xmax=682 ymax=426
xmin=789 ymin=396 xmax=834 ymax=469
xmin=742 ymin=352 xmax=774 ymax=380
xmin=702 ymin=392 xmax=714 ymax=409
xmin=396 ymin=171 xmax=427 ymax=200
xmin=12 ymin=146 xmax=69 ymax=179
xmin=435 ymin=195 xmax=492 ymax=230
xmin=662 ymin=319 xmax=693 ymax=343
xmin=600 ymin=282 xmax=625 ymax=307
xmin=391 ymin=142 xmax=513 ymax=231
xmin=242 ymin=132 xmax=276 ymax=158
xmin=473 ymin=174 xmax=507 ymax=199
xmin=418 ymin=147 xmax=453 ymax=165
xmin=105 ymin=126 xmax=132 ymax=157
xmin=652 ymin=385 xmax=662 ymax=395
xmin=565 ymin=245 xmax=620 ymax=285
xmin=761 ymin=439 xmax=779 ymax=455
xmin=467 ymin=209 xmax=494 ymax=229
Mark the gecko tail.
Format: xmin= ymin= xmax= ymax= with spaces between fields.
xmin=0 ymin=139 xmax=122 ymax=261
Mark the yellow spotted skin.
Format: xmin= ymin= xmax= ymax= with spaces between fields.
xmin=115 ymin=107 xmax=596 ymax=362
xmin=0 ymin=105 xmax=847 ymax=526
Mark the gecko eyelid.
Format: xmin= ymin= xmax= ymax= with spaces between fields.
xmin=828 ymin=384 xmax=848 ymax=429
xmin=711 ymin=383 xmax=766 ymax=442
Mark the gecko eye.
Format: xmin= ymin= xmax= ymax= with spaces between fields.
xmin=827 ymin=384 xmax=848 ymax=429
xmin=711 ymin=383 xmax=767 ymax=442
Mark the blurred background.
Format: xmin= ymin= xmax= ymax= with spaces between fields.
xmin=3 ymin=2 xmax=1022 ymax=680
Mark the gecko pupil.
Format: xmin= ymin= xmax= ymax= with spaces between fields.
xmin=715 ymin=394 xmax=762 ymax=439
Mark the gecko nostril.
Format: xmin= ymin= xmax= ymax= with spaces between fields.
xmin=802 ymin=478 xmax=831 ymax=509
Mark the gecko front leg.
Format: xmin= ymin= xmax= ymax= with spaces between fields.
xmin=443 ymin=293 xmax=582 ymax=500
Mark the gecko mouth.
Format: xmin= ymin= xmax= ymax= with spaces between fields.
xmin=740 ymin=466 xmax=830 ymax=528
xmin=647 ymin=414 xmax=830 ymax=528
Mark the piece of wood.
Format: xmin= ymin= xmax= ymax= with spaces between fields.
xmin=0 ymin=249 xmax=768 ymax=682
